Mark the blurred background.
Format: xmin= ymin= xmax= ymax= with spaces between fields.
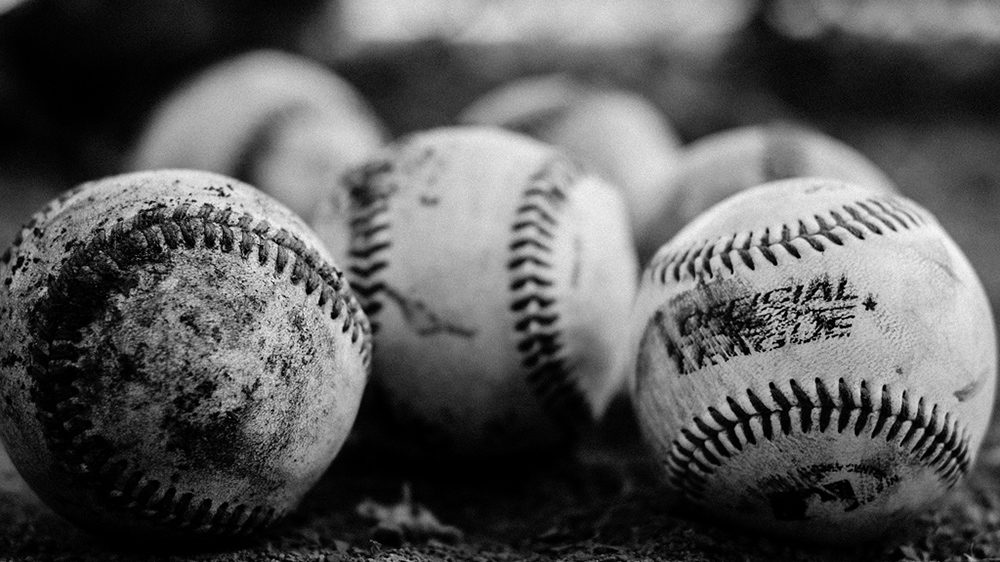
xmin=3 ymin=0 xmax=1000 ymax=288
xmin=3 ymin=1 xmax=1000 ymax=559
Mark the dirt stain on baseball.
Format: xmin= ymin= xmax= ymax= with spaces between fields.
xmin=751 ymin=459 xmax=901 ymax=521
xmin=380 ymin=284 xmax=477 ymax=339
xmin=954 ymin=368 xmax=990 ymax=402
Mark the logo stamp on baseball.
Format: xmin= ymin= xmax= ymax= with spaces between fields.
xmin=644 ymin=274 xmax=870 ymax=375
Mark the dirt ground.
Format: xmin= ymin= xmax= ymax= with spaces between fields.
xmin=4 ymin=16 xmax=1000 ymax=562
xmin=5 ymin=398 xmax=1000 ymax=562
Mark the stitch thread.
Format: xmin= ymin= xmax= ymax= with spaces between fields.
xmin=650 ymin=196 xmax=928 ymax=284
xmin=343 ymin=156 xmax=595 ymax=432
xmin=25 ymin=202 xmax=370 ymax=535
xmin=642 ymin=194 xmax=965 ymax=503
xmin=663 ymin=378 xmax=970 ymax=500
xmin=509 ymin=160 xmax=592 ymax=431
xmin=345 ymin=162 xmax=394 ymax=333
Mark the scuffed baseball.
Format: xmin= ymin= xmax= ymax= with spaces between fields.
xmin=631 ymin=178 xmax=996 ymax=542
xmin=460 ymin=74 xmax=681 ymax=246
xmin=639 ymin=124 xmax=897 ymax=261
xmin=0 ymin=170 xmax=371 ymax=540
xmin=316 ymin=126 xmax=638 ymax=455
xmin=128 ymin=50 xmax=385 ymax=222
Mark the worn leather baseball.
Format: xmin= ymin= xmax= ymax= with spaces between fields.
xmin=0 ymin=170 xmax=371 ymax=540
xmin=128 ymin=50 xmax=385 ymax=223
xmin=639 ymin=124 xmax=897 ymax=262
xmin=631 ymin=178 xmax=996 ymax=542
xmin=315 ymin=126 xmax=638 ymax=455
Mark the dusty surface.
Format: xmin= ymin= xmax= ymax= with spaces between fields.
xmin=3 ymin=21 xmax=1000 ymax=562
xmin=4 ymin=399 xmax=1000 ymax=562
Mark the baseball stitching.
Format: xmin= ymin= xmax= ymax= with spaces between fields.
xmin=509 ymin=160 xmax=592 ymax=431
xmin=664 ymin=378 xmax=971 ymax=500
xmin=649 ymin=195 xmax=926 ymax=284
xmin=13 ymin=202 xmax=371 ymax=536
xmin=344 ymin=161 xmax=393 ymax=334
xmin=342 ymin=156 xmax=593 ymax=432
xmin=640 ymin=193 xmax=970 ymax=501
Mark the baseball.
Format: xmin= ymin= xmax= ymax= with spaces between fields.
xmin=630 ymin=178 xmax=996 ymax=542
xmin=315 ymin=126 xmax=638 ymax=455
xmin=0 ymin=170 xmax=371 ymax=540
xmin=127 ymin=50 xmax=385 ymax=223
xmin=639 ymin=124 xmax=898 ymax=261
xmin=460 ymin=74 xmax=681 ymax=246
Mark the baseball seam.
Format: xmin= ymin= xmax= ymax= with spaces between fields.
xmin=344 ymin=162 xmax=393 ymax=334
xmin=509 ymin=160 xmax=593 ymax=431
xmin=644 ymin=193 xmax=970 ymax=502
xmin=649 ymin=195 xmax=927 ymax=284
xmin=25 ymin=202 xmax=371 ymax=536
xmin=664 ymin=377 xmax=971 ymax=500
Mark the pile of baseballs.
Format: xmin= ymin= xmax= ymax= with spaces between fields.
xmin=0 ymin=49 xmax=994 ymax=548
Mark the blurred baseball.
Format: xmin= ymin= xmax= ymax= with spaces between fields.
xmin=639 ymin=124 xmax=897 ymax=261
xmin=460 ymin=74 xmax=681 ymax=246
xmin=315 ymin=126 xmax=637 ymax=455
xmin=128 ymin=49 xmax=385 ymax=222
xmin=0 ymin=170 xmax=371 ymax=540
xmin=631 ymin=178 xmax=995 ymax=541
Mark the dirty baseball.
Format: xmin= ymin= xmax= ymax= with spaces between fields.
xmin=0 ymin=170 xmax=371 ymax=540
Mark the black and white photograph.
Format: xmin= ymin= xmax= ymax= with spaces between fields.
xmin=2 ymin=1 xmax=1000 ymax=560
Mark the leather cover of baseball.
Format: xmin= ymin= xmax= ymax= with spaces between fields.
xmin=0 ymin=170 xmax=371 ymax=540
xmin=631 ymin=178 xmax=996 ymax=541
xmin=317 ymin=126 xmax=638 ymax=455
